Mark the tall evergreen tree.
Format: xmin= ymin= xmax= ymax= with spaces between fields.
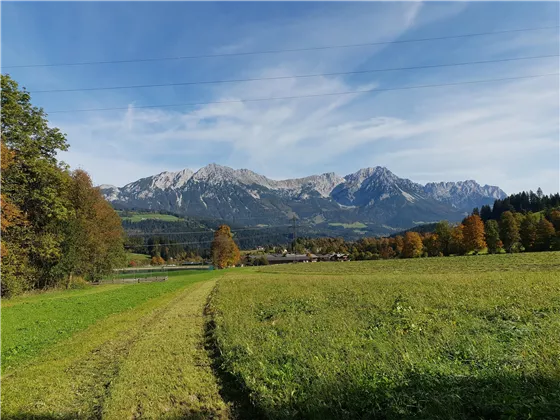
xmin=480 ymin=205 xmax=492 ymax=222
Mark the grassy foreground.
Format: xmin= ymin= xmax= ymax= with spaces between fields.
xmin=2 ymin=271 xmax=231 ymax=419
xmin=211 ymin=252 xmax=560 ymax=419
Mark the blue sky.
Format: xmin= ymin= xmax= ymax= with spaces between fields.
xmin=2 ymin=1 xmax=559 ymax=194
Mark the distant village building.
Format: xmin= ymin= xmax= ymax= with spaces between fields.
xmin=246 ymin=253 xmax=349 ymax=265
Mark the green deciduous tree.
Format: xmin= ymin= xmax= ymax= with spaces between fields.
xmin=549 ymin=210 xmax=560 ymax=250
xmin=434 ymin=221 xmax=452 ymax=256
xmin=1 ymin=74 xmax=126 ymax=295
xmin=535 ymin=218 xmax=555 ymax=251
xmin=484 ymin=220 xmax=502 ymax=254
xmin=57 ymin=170 xmax=126 ymax=282
xmin=519 ymin=214 xmax=537 ymax=251
xmin=548 ymin=209 xmax=560 ymax=232
xmin=499 ymin=211 xmax=520 ymax=253
xmin=1 ymin=74 xmax=71 ymax=291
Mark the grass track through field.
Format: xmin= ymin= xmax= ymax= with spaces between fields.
xmin=101 ymin=280 xmax=230 ymax=419
xmin=2 ymin=273 xmax=230 ymax=419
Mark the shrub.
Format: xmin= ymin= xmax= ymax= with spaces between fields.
xmin=67 ymin=276 xmax=90 ymax=290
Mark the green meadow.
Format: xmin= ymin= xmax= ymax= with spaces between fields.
xmin=210 ymin=253 xmax=560 ymax=419
xmin=2 ymin=253 xmax=559 ymax=419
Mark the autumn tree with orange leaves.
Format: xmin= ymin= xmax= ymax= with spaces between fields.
xmin=57 ymin=170 xmax=126 ymax=283
xmin=402 ymin=231 xmax=423 ymax=258
xmin=0 ymin=141 xmax=21 ymax=259
xmin=1 ymin=141 xmax=34 ymax=295
xmin=211 ymin=225 xmax=240 ymax=269
xmin=463 ymin=214 xmax=486 ymax=254
xmin=450 ymin=224 xmax=467 ymax=255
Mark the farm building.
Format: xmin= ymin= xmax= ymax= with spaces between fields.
xmin=247 ymin=253 xmax=349 ymax=265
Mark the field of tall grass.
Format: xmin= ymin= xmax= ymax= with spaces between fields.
xmin=210 ymin=253 xmax=560 ymax=419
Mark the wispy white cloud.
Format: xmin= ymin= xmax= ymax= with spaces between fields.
xmin=52 ymin=2 xmax=558 ymax=195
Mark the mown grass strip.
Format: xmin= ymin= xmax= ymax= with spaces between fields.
xmin=102 ymin=280 xmax=229 ymax=419
xmin=2 ymin=272 xmax=208 ymax=369
xmin=1 ymin=272 xmax=217 ymax=419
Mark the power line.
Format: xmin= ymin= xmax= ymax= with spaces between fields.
xmin=124 ymin=232 xmax=292 ymax=248
xmin=29 ymin=54 xmax=559 ymax=93
xmin=48 ymin=73 xmax=559 ymax=114
xmin=4 ymin=25 xmax=558 ymax=69
xmin=126 ymin=224 xmax=297 ymax=236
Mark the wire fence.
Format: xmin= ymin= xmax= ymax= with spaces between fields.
xmin=98 ymin=267 xmax=169 ymax=284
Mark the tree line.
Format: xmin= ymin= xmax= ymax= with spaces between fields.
xmin=479 ymin=189 xmax=560 ymax=221
xmin=122 ymin=218 xmax=293 ymax=264
xmin=294 ymin=196 xmax=560 ymax=260
xmin=1 ymin=75 xmax=126 ymax=296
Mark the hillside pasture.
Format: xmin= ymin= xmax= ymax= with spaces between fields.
xmin=126 ymin=252 xmax=152 ymax=265
xmin=119 ymin=212 xmax=182 ymax=222
xmin=328 ymin=222 xmax=368 ymax=229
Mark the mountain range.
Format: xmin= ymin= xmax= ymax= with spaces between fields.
xmin=100 ymin=164 xmax=506 ymax=235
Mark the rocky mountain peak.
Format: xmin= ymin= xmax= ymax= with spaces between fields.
xmin=344 ymin=166 xmax=397 ymax=188
xmin=101 ymin=164 xmax=505 ymax=232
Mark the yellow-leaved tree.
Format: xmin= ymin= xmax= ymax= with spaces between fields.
xmin=402 ymin=231 xmax=423 ymax=258
xmin=211 ymin=225 xmax=240 ymax=269
xmin=463 ymin=214 xmax=486 ymax=254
